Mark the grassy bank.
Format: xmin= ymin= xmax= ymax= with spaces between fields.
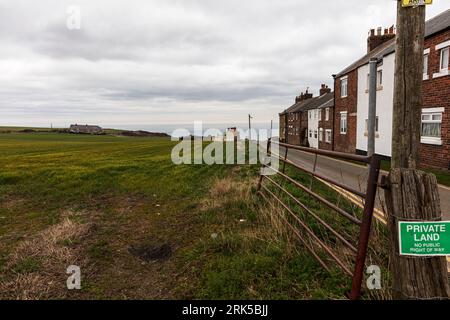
xmin=0 ymin=133 xmax=387 ymax=299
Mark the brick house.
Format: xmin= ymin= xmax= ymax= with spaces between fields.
xmin=279 ymin=89 xmax=313 ymax=145
xmin=420 ymin=10 xmax=450 ymax=169
xmin=279 ymin=86 xmax=334 ymax=149
xmin=317 ymin=93 xmax=335 ymax=151
xmin=332 ymin=9 xmax=449 ymax=169
xmin=333 ymin=29 xmax=395 ymax=155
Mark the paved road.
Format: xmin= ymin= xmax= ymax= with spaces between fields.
xmin=279 ymin=147 xmax=450 ymax=220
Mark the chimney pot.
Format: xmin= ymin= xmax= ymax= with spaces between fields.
xmin=319 ymin=84 xmax=331 ymax=96
xmin=389 ymin=25 xmax=395 ymax=34
xmin=367 ymin=26 xmax=396 ymax=53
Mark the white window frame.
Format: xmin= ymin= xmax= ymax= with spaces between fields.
xmin=325 ymin=108 xmax=330 ymax=121
xmin=377 ymin=69 xmax=383 ymax=87
xmin=319 ymin=128 xmax=323 ymax=142
xmin=340 ymin=111 xmax=347 ymax=134
xmin=325 ymin=129 xmax=332 ymax=144
xmin=420 ymin=107 xmax=444 ymax=145
xmin=340 ymin=76 xmax=348 ymax=98
xmin=423 ymin=48 xmax=430 ymax=80
xmin=433 ymin=41 xmax=450 ymax=78
xmin=309 ymin=129 xmax=312 ymax=138
xmin=364 ymin=117 xmax=379 ymax=135
xmin=314 ymin=130 xmax=318 ymax=139
xmin=440 ymin=47 xmax=449 ymax=72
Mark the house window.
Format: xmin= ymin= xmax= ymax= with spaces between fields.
xmin=309 ymin=130 xmax=312 ymax=138
xmin=341 ymin=77 xmax=348 ymax=98
xmin=440 ymin=47 xmax=449 ymax=72
xmin=309 ymin=111 xmax=312 ymax=119
xmin=340 ymin=112 xmax=347 ymax=134
xmin=421 ymin=108 xmax=443 ymax=145
xmin=325 ymin=129 xmax=332 ymax=143
xmin=318 ymin=109 xmax=321 ymax=121
xmin=377 ymin=70 xmax=383 ymax=87
xmin=365 ymin=117 xmax=379 ymax=133
xmin=325 ymin=108 xmax=330 ymax=121
xmin=423 ymin=53 xmax=429 ymax=76
xmin=319 ymin=128 xmax=323 ymax=142
xmin=314 ymin=130 xmax=318 ymax=139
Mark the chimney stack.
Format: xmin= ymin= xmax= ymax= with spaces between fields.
xmin=295 ymin=90 xmax=313 ymax=103
xmin=319 ymin=84 xmax=331 ymax=96
xmin=367 ymin=26 xmax=396 ymax=53
xmin=304 ymin=89 xmax=313 ymax=100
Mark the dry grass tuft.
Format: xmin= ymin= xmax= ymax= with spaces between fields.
xmin=0 ymin=214 xmax=91 ymax=300
xmin=201 ymin=177 xmax=253 ymax=211
xmin=209 ymin=177 xmax=235 ymax=197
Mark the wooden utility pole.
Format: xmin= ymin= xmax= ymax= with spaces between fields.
xmin=384 ymin=0 xmax=449 ymax=299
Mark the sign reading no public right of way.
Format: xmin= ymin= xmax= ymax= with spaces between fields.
xmin=399 ymin=221 xmax=450 ymax=256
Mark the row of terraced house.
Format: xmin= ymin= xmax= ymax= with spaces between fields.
xmin=279 ymin=9 xmax=450 ymax=170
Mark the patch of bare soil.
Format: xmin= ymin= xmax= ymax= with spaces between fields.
xmin=0 ymin=195 xmax=25 ymax=210
xmin=128 ymin=243 xmax=172 ymax=262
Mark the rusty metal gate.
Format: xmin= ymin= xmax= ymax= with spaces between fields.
xmin=257 ymin=139 xmax=381 ymax=300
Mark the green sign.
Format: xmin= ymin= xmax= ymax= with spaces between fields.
xmin=399 ymin=221 xmax=450 ymax=256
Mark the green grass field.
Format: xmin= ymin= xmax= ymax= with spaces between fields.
xmin=0 ymin=132 xmax=385 ymax=299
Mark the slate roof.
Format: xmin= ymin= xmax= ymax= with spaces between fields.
xmin=301 ymin=91 xmax=334 ymax=111
xmin=425 ymin=9 xmax=450 ymax=38
xmin=280 ymin=92 xmax=334 ymax=115
xmin=335 ymin=9 xmax=450 ymax=78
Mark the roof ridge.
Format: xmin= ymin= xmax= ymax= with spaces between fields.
xmin=428 ymin=8 xmax=450 ymax=21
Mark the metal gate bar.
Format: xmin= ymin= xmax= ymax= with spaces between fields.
xmin=260 ymin=184 xmax=353 ymax=276
xmin=262 ymin=164 xmax=361 ymax=225
xmin=270 ymin=151 xmax=366 ymax=198
xmin=263 ymin=175 xmax=357 ymax=253
xmin=257 ymin=139 xmax=381 ymax=300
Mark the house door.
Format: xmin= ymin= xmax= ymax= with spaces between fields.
xmin=308 ymin=129 xmax=319 ymax=149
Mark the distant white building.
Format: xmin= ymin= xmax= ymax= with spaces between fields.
xmin=306 ymin=90 xmax=334 ymax=150
xmin=226 ymin=127 xmax=240 ymax=141
xmin=307 ymin=109 xmax=319 ymax=149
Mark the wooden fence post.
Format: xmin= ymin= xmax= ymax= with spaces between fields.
xmin=385 ymin=1 xmax=450 ymax=299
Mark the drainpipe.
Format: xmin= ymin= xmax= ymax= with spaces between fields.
xmin=367 ymin=58 xmax=378 ymax=157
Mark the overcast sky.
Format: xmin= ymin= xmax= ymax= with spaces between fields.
xmin=0 ymin=0 xmax=448 ymax=129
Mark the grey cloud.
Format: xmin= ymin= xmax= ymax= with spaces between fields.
xmin=0 ymin=0 xmax=448 ymax=128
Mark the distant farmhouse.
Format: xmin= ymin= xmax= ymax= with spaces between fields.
xmin=69 ymin=124 xmax=103 ymax=135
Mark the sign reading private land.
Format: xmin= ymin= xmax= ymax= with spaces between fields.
xmin=402 ymin=0 xmax=432 ymax=7
xmin=399 ymin=221 xmax=450 ymax=256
